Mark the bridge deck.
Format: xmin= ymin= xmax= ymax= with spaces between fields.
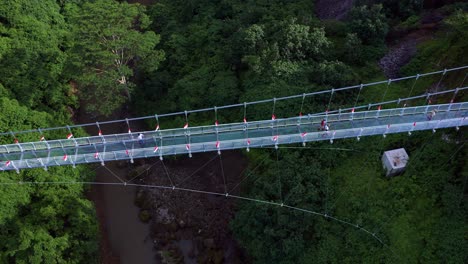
xmin=1 ymin=103 xmax=467 ymax=171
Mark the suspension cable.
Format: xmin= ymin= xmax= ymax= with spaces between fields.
xmin=0 ymin=178 xmax=392 ymax=250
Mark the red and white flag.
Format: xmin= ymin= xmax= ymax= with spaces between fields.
xmin=183 ymin=122 xmax=189 ymax=129
xmin=40 ymin=136 xmax=45 ymax=141
xmin=125 ymin=150 xmax=130 ymax=156
xmin=413 ymin=122 xmax=417 ymax=127
xmin=153 ymin=146 xmax=159 ymax=153
xmin=94 ymin=152 xmax=99 ymax=159
xmin=66 ymin=133 xmax=73 ymax=139
xmin=13 ymin=138 xmax=19 ymax=144
xmin=63 ymin=154 xmax=68 ymax=161
xmin=272 ymin=114 xmax=276 ymax=121
xmin=247 ymin=139 xmax=251 ymax=145
xmin=351 ymin=108 xmax=355 ymax=113
xmin=128 ymin=128 xmax=132 ymax=134
xmin=155 ymin=124 xmax=160 ymax=131
xmin=215 ymin=120 xmax=219 ymax=126
xmin=272 ymin=135 xmax=278 ymax=142
xmin=5 ymin=161 xmax=11 ymax=167
xmin=186 ymin=144 xmax=191 ymax=150
xmin=301 ymin=132 xmax=307 ymax=138
xmin=215 ymin=141 xmax=220 ymax=149
xmin=98 ymin=130 xmax=102 ymax=136
xmin=243 ymin=117 xmax=247 ymax=123
xmin=377 ymin=105 xmax=381 ymax=111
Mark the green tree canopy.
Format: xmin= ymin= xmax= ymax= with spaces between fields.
xmin=0 ymin=0 xmax=73 ymax=111
xmin=349 ymin=4 xmax=389 ymax=45
xmin=0 ymin=97 xmax=98 ymax=263
xmin=67 ymin=0 xmax=164 ymax=116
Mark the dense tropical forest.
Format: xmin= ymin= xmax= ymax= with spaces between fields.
xmin=0 ymin=0 xmax=467 ymax=263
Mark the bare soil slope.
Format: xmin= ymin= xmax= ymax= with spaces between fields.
xmin=315 ymin=0 xmax=354 ymax=20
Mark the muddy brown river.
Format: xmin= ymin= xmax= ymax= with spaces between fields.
xmin=94 ymin=164 xmax=155 ymax=263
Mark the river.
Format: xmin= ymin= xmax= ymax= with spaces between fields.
xmin=93 ymin=163 xmax=156 ymax=263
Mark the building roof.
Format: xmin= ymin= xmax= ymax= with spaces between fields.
xmin=383 ymin=148 xmax=409 ymax=169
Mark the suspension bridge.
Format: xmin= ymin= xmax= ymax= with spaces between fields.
xmin=1 ymin=66 xmax=467 ymax=257
xmin=1 ymin=66 xmax=467 ymax=172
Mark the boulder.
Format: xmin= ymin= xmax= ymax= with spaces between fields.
xmin=139 ymin=210 xmax=151 ymax=223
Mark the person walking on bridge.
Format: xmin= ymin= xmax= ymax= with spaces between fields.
xmin=138 ymin=133 xmax=145 ymax=146
xmin=319 ymin=119 xmax=327 ymax=131
xmin=427 ymin=109 xmax=437 ymax=121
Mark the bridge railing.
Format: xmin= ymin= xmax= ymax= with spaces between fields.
xmin=1 ymin=102 xmax=467 ymax=171
xmin=2 ymin=109 xmax=466 ymax=171
xmin=1 ymin=102 xmax=467 ymax=156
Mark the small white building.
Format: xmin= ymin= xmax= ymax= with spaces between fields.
xmin=382 ymin=148 xmax=409 ymax=177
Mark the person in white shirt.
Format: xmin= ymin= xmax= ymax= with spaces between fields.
xmin=138 ymin=133 xmax=144 ymax=146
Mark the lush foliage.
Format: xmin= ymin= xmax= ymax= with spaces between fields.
xmin=66 ymin=0 xmax=164 ymax=116
xmin=358 ymin=0 xmax=424 ymax=19
xmin=0 ymin=97 xmax=98 ymax=263
xmin=1 ymin=0 xmax=467 ymax=263
xmin=133 ymin=0 xmax=467 ymax=263
xmin=0 ymin=0 xmax=165 ymax=261
xmin=0 ymin=0 xmax=73 ymax=111
xmin=348 ymin=4 xmax=388 ymax=45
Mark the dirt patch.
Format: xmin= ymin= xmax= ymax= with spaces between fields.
xmin=315 ymin=0 xmax=355 ymax=20
xmin=379 ymin=10 xmax=445 ymax=78
xmin=379 ymin=32 xmax=428 ymax=78
xmin=134 ymin=151 xmax=250 ymax=263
